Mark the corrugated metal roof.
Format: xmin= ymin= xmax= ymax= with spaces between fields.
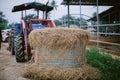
xmin=89 ymin=6 xmax=120 ymax=21
xmin=61 ymin=0 xmax=120 ymax=6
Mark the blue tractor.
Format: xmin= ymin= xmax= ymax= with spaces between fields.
xmin=9 ymin=23 xmax=22 ymax=55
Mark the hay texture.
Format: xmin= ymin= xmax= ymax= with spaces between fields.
xmin=29 ymin=28 xmax=89 ymax=68
xmin=22 ymin=64 xmax=98 ymax=80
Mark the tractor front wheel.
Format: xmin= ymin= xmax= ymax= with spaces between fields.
xmin=14 ymin=35 xmax=25 ymax=62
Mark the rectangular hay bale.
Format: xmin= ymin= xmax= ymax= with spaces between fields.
xmin=29 ymin=28 xmax=89 ymax=68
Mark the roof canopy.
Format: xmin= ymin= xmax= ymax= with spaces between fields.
xmin=89 ymin=6 xmax=120 ymax=21
xmin=12 ymin=2 xmax=53 ymax=12
xmin=61 ymin=0 xmax=120 ymax=6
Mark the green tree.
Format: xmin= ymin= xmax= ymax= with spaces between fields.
xmin=76 ymin=17 xmax=88 ymax=27
xmin=23 ymin=14 xmax=37 ymax=19
xmin=92 ymin=12 xmax=97 ymax=17
xmin=60 ymin=15 xmax=88 ymax=27
xmin=50 ymin=0 xmax=58 ymax=10
xmin=54 ymin=20 xmax=62 ymax=26
xmin=0 ymin=11 xmax=10 ymax=30
xmin=50 ymin=0 xmax=58 ymax=19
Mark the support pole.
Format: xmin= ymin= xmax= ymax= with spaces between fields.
xmin=79 ymin=0 xmax=81 ymax=28
xmin=43 ymin=11 xmax=45 ymax=19
xmin=21 ymin=11 xmax=23 ymax=19
xmin=96 ymin=0 xmax=99 ymax=48
xmin=45 ymin=1 xmax=49 ymax=20
xmin=37 ymin=10 xmax=39 ymax=18
xmin=67 ymin=1 xmax=70 ymax=28
xmin=45 ymin=12 xmax=47 ymax=20
xmin=25 ymin=10 xmax=27 ymax=18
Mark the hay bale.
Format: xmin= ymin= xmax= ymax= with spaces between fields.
xmin=29 ymin=28 xmax=89 ymax=68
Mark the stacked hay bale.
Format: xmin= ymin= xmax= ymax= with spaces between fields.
xmin=29 ymin=28 xmax=89 ymax=68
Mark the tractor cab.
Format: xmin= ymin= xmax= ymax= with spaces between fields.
xmin=9 ymin=2 xmax=56 ymax=62
xmin=29 ymin=19 xmax=55 ymax=31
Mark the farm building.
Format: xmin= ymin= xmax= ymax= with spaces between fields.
xmin=61 ymin=0 xmax=120 ymax=54
xmin=89 ymin=6 xmax=120 ymax=34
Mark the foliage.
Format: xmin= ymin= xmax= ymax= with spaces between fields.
xmin=76 ymin=17 xmax=88 ymax=27
xmin=23 ymin=14 xmax=37 ymax=19
xmin=0 ymin=23 xmax=10 ymax=30
xmin=54 ymin=20 xmax=62 ymax=26
xmin=55 ymin=15 xmax=88 ymax=27
xmin=0 ymin=11 xmax=11 ymax=30
xmin=86 ymin=48 xmax=120 ymax=80
xmin=92 ymin=12 xmax=97 ymax=17
xmin=50 ymin=0 xmax=58 ymax=10
xmin=50 ymin=0 xmax=58 ymax=20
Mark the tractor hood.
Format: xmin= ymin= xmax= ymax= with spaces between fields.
xmin=12 ymin=2 xmax=53 ymax=12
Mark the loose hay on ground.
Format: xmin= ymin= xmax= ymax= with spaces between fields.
xmin=29 ymin=28 xmax=89 ymax=67
xmin=22 ymin=64 xmax=98 ymax=80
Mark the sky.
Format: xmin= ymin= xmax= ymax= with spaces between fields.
xmin=0 ymin=0 xmax=111 ymax=24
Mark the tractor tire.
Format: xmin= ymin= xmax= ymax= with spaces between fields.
xmin=27 ymin=45 xmax=32 ymax=61
xmin=8 ymin=27 xmax=16 ymax=55
xmin=11 ymin=40 xmax=15 ymax=55
xmin=14 ymin=35 xmax=25 ymax=62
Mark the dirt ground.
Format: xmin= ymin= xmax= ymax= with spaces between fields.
xmin=0 ymin=43 xmax=98 ymax=80
xmin=0 ymin=43 xmax=29 ymax=80
xmin=88 ymin=38 xmax=120 ymax=56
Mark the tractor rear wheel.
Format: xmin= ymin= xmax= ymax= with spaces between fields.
xmin=14 ymin=35 xmax=25 ymax=62
xmin=8 ymin=27 xmax=16 ymax=55
xmin=27 ymin=45 xmax=32 ymax=61
xmin=11 ymin=40 xmax=15 ymax=55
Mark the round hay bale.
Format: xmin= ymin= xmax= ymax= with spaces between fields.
xmin=29 ymin=28 xmax=89 ymax=68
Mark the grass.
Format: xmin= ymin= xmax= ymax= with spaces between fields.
xmin=86 ymin=48 xmax=120 ymax=80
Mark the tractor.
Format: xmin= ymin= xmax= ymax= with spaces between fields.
xmin=9 ymin=2 xmax=56 ymax=62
